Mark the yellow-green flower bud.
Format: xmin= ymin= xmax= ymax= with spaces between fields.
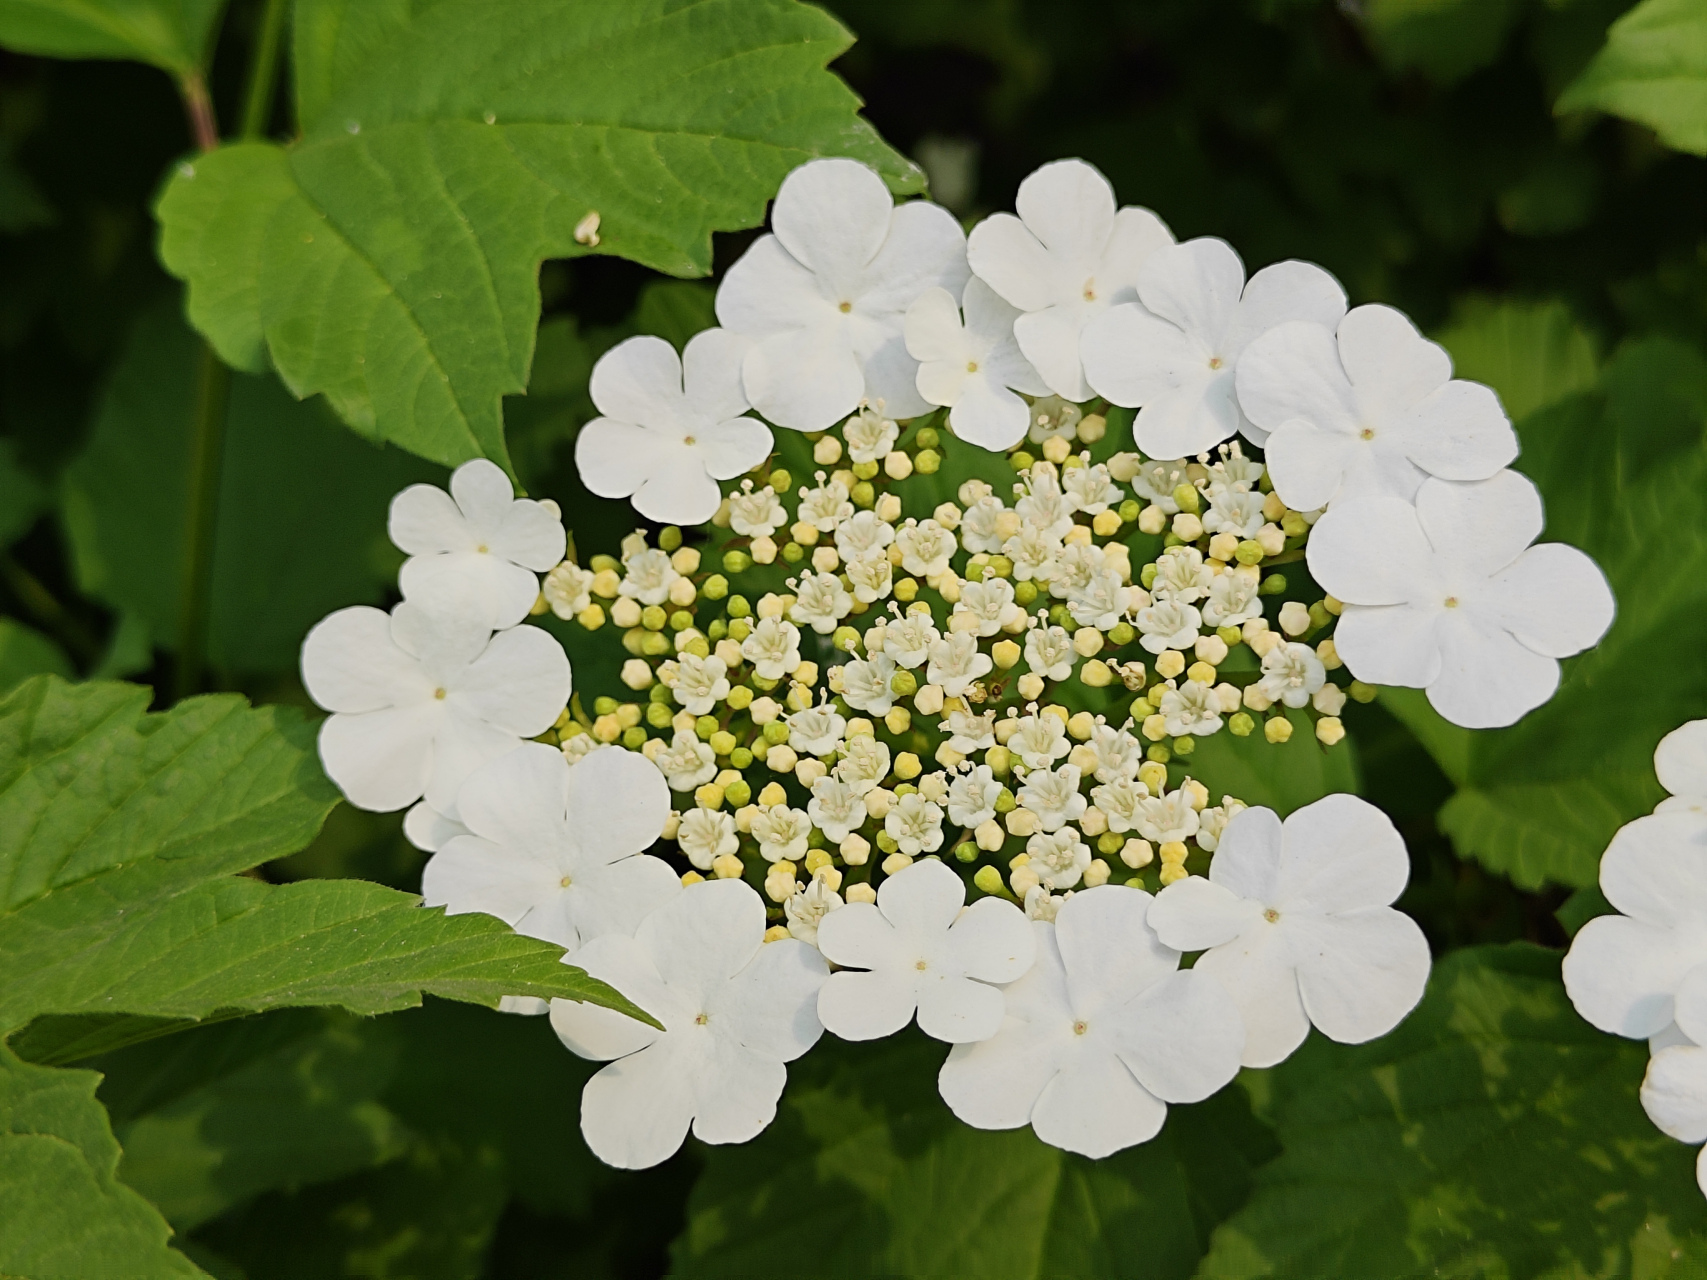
xmin=782 ymin=541 xmax=805 ymax=563
xmin=915 ymin=448 xmax=942 ymax=474
xmin=696 ymin=715 xmax=720 ymax=740
xmin=726 ymin=685 xmax=753 ymax=710
xmin=1146 ymin=743 xmax=1172 ymax=764
xmin=1259 ymin=573 xmax=1287 ymax=596
xmin=1140 ymin=563 xmax=1158 ymax=589
xmin=723 ymin=549 xmax=751 ymax=575
xmin=1280 ymin=510 xmax=1308 ymax=538
xmin=729 ymin=748 xmax=754 ymax=771
xmin=973 ymin=864 xmax=1005 ymax=895
xmin=724 ymin=777 xmax=753 ymax=807
xmin=641 ymin=605 xmax=667 ymax=630
xmin=700 ymin=573 xmax=729 ymax=600
xmin=894 ymin=577 xmax=918 ymax=603
xmin=1172 ymin=735 xmax=1196 ymax=757
xmin=987 ymin=746 xmax=1012 ymax=777
xmin=727 ymin=618 xmax=753 ymax=643
xmin=590 ymin=554 xmax=620 ymax=573
xmin=954 ymin=841 xmax=979 ymax=863
xmin=709 ymin=730 xmax=738 ymax=756
xmin=1349 ymin=680 xmax=1378 ymax=703
xmin=1118 ymin=498 xmax=1142 ymax=524
xmin=1009 ymin=451 xmax=1034 ymax=472
xmin=827 ymin=625 xmax=858 ymax=653
xmin=1216 ymin=625 xmax=1242 ymax=647
xmin=646 ymin=702 xmax=674 ymax=728
xmin=890 ymin=669 xmax=919 ymax=697
xmin=849 ymin=480 xmax=875 ymax=509
xmin=670 ymin=609 xmax=696 ymax=632
xmin=1013 ymin=580 xmax=1038 ymax=606
xmin=762 ymin=720 xmax=790 ymax=745
xmin=1172 ymin=483 xmax=1201 ymax=514
xmin=1308 ymin=601 xmax=1332 ymax=630
xmin=1229 ymin=712 xmax=1255 ymax=737
xmin=1108 ymin=621 xmax=1136 ymax=647
xmin=1235 ymin=539 xmax=1265 ymax=565
xmin=621 ymin=726 xmax=647 ymax=750
xmin=682 ymin=635 xmax=711 ymax=658
xmin=986 ymin=554 xmax=1013 ymax=578
xmin=852 ymin=459 xmax=880 ymax=480
xmin=726 ymin=594 xmax=751 ymax=618
xmin=648 ymin=683 xmax=673 ymax=704
xmin=707 ymin=618 xmax=728 ymax=642
xmin=594 ymin=696 xmax=618 ymax=716
xmin=641 ymin=631 xmax=670 ymax=656
xmin=993 ymin=786 xmax=1017 ymax=813
xmin=769 ymin=468 xmax=792 ymax=493
xmin=1098 ymin=832 xmax=1124 ymax=856
xmin=876 ymin=831 xmax=900 ymax=854
xmin=659 ymin=525 xmax=683 ymax=552
xmin=622 ymin=627 xmax=647 ymax=656
xmin=915 ymin=426 xmax=941 ymax=449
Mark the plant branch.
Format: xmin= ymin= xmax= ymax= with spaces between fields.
xmin=178 ymin=71 xmax=220 ymax=152
xmin=239 ymin=0 xmax=289 ymax=140
xmin=173 ymin=347 xmax=233 ymax=701
xmin=0 ymin=552 xmax=101 ymax=666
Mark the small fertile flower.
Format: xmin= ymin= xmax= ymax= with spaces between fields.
xmin=1080 ymin=238 xmax=1347 ymax=458
xmin=1656 ymin=720 xmax=1707 ymax=819
xmin=841 ymin=654 xmax=899 ymax=715
xmin=617 ymin=547 xmax=679 ymax=606
xmin=785 ymin=874 xmax=845 ymax=945
xmin=300 ymin=597 xmax=570 ymax=814
xmin=671 ymin=652 xmax=730 ymax=716
xmin=845 ymin=550 xmax=893 ymax=603
xmin=816 ymin=858 xmax=1034 ymax=1042
xmin=751 ymin=805 xmax=812 ymax=863
xmin=943 ymin=708 xmax=998 ymax=754
xmin=1063 ymin=463 xmax=1122 ymax=515
xmin=965 ymin=159 xmax=1174 ymax=400
xmin=905 ymin=278 xmax=1050 ymax=450
xmin=1563 ymin=810 xmax=1707 ymax=1043
xmin=1307 ymin=470 xmax=1615 ymax=728
xmin=938 ymin=886 xmax=1244 ymax=1158
xmin=955 ymin=578 xmax=1024 ymax=636
xmin=1087 ymin=723 xmax=1144 ymax=783
xmin=834 ymin=510 xmax=895 ymax=559
xmin=727 ymin=480 xmax=788 ymax=538
xmin=1025 ymin=828 xmax=1092 ymax=888
xmin=389 ymin=459 xmax=566 ymax=631
xmin=422 ymin=743 xmax=675 ymax=953
xmin=740 ymin=617 xmax=802 ymax=682
xmin=948 ymin=765 xmax=1005 ymax=827
xmin=808 ymin=776 xmax=869 ymax=844
xmin=1151 ymin=546 xmax=1215 ymax=603
xmin=715 ymin=158 xmax=969 ymax=430
xmin=1136 ymin=789 xmax=1200 ymax=845
xmin=1018 ymin=765 xmax=1088 ymax=834
xmin=1066 ymin=569 xmax=1130 ymax=631
xmin=655 ymin=730 xmax=717 ymax=792
xmin=1025 ymin=624 xmax=1076 ymax=681
xmin=883 ymin=611 xmax=940 ymax=668
xmin=1027 ymin=396 xmax=1082 ymax=443
xmin=835 ymin=734 xmax=892 ymax=796
xmin=1015 ymin=467 xmax=1075 ymax=541
xmin=1195 ymin=798 xmax=1246 ymax=851
xmin=789 ymin=572 xmax=852 ymax=634
xmin=1004 ymin=525 xmax=1062 ymax=583
xmin=786 ymin=702 xmax=847 ymax=757
xmin=1201 ymin=570 xmax=1262 ymax=629
xmin=576 ymin=331 xmax=774 ymax=525
xmin=1160 ymin=680 xmax=1223 ymax=737
xmin=926 ymin=631 xmax=994 ymax=698
xmin=1009 ymin=712 xmax=1072 ymax=770
xmin=843 ymin=402 xmax=899 ymax=463
xmin=1130 ymin=457 xmax=1193 ymax=513
xmin=885 ymin=792 xmax=946 ymax=856
xmin=1202 ymin=488 xmax=1266 ymax=539
xmin=677 ymin=807 xmax=740 ymax=871
xmin=542 ymin=560 xmax=594 ymax=621
xmin=1148 ymin=795 xmax=1431 ymax=1067
xmin=798 ymin=476 xmax=854 ymax=531
xmin=1235 ymin=305 xmax=1519 ymax=512
xmin=1136 ymin=598 xmax=1202 ymax=655
xmin=897 ymin=519 xmax=956 ymax=579
xmin=958 ymin=495 xmax=1008 ymax=554
xmin=552 ymin=879 xmax=828 ymax=1169
xmin=1091 ymin=777 xmax=1150 ymax=833
xmin=1256 ymin=642 xmax=1326 ymax=709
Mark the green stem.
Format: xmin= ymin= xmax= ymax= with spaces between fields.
xmin=173 ymin=347 xmax=233 ymax=700
xmin=0 ymin=552 xmax=101 ymax=665
xmin=238 ymin=0 xmax=289 ymax=140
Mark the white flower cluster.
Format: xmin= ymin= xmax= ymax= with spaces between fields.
xmin=1565 ymin=720 xmax=1707 ymax=1198
xmin=295 ymin=152 xmax=1623 ymax=1175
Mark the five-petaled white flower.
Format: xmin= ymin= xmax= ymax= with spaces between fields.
xmin=575 ymin=331 xmax=773 ymax=525
xmin=1256 ymin=642 xmax=1326 ymax=709
xmin=422 ymin=743 xmax=675 ymax=953
xmin=1148 ymin=794 xmax=1431 ymax=1068
xmin=1307 ymin=470 xmax=1615 ymax=728
xmin=552 ymin=879 xmax=828 ymax=1169
xmin=965 ymin=159 xmax=1174 ymax=400
xmin=1235 ymin=304 xmax=1518 ymax=512
xmin=715 ymin=157 xmax=968 ymax=430
xmin=816 ymin=858 xmax=1035 ymax=1043
xmin=937 ymin=886 xmax=1244 ymax=1158
xmin=904 ymin=278 xmax=1049 ymax=450
xmin=300 ymin=595 xmax=570 ymax=814
xmin=1080 ymin=237 xmax=1347 ymax=459
xmin=389 ymin=459 xmax=566 ymax=631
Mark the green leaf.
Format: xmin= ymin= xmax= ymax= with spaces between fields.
xmin=0 ymin=618 xmax=73 ymax=696
xmin=61 ymin=298 xmax=441 ymax=673
xmin=106 ymin=1014 xmax=409 ymax=1230
xmin=673 ymin=1029 xmax=1277 ymax=1279
xmin=1434 ymin=297 xmax=1599 ymax=423
xmin=0 ymin=0 xmax=224 ymax=76
xmin=1557 ymin=0 xmax=1707 ymax=156
xmin=0 ymin=676 xmax=658 ymax=1035
xmin=1180 ymin=709 xmax=1360 ymax=817
xmin=0 ymin=1042 xmax=201 ymax=1278
xmin=1197 ymin=945 xmax=1707 ymax=1279
xmin=154 ymin=0 xmax=923 ymax=470
xmin=1360 ymin=0 xmax=1524 ymax=85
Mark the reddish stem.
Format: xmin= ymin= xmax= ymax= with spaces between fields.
xmin=180 ymin=71 xmax=219 ymax=152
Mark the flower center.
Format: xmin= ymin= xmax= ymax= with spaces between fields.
xmin=476 ymin=544 xmax=489 ymax=554
xmin=1208 ymin=356 xmax=1224 ymax=370
xmin=683 ymin=434 xmax=696 ymax=446
xmin=1264 ymin=907 xmax=1280 ymax=923
xmin=694 ymin=1012 xmax=709 ymax=1026
xmin=915 ymin=959 xmax=928 ymax=971
xmin=1082 ymin=278 xmax=1097 ymax=302
xmin=1359 ymin=427 xmax=1376 ymax=441
xmin=433 ymin=687 xmax=447 ymax=700
xmin=559 ymin=874 xmax=572 ymax=888
xmin=838 ymin=300 xmax=852 ymax=313
xmin=1072 ymin=1020 xmax=1088 ymax=1036
xmin=1444 ymin=595 xmax=1459 ymax=609
xmin=966 ymin=360 xmax=979 ymax=373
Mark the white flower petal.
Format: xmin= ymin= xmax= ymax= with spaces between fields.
xmin=1484 ymin=543 xmax=1615 ymax=660
xmin=550 ymin=934 xmax=675 ymax=1059
xmin=1053 ymin=886 xmax=1180 ymax=1011
xmin=1307 ymin=495 xmax=1438 ymax=607
xmin=876 ymin=857 xmax=967 ymax=940
xmin=1112 ymin=968 xmax=1245 ymax=1102
xmin=1263 ymin=417 xmax=1361 ymax=512
xmin=580 ymin=1034 xmax=703 ymax=1169
xmin=967 ymin=213 xmax=1062 ymax=313
xmin=301 ymin=606 xmax=433 ymax=713
xmin=714 ymin=935 xmax=828 ymax=1062
xmin=448 ymin=459 xmax=517 ymax=532
xmin=949 ymin=374 xmax=1031 ymax=451
xmin=1138 ymin=238 xmax=1246 ymax=351
xmin=1395 ymin=380 xmax=1518 ymax=482
xmin=632 ymin=453 xmax=724 ymax=525
xmin=715 ymin=234 xmax=833 ymax=336
xmin=1205 ymin=806 xmax=1286 ymax=904
xmin=1098 ymin=206 xmax=1176 ymax=301
xmin=860 ymin=328 xmax=934 ymax=420
xmin=1014 ymin=307 xmax=1095 ymax=400
xmin=1337 ymin=304 xmax=1449 ymax=417
xmin=448 ymin=624 xmax=570 ymax=736
xmin=680 ymin=327 xmax=753 ymax=421
xmin=1426 ymin=614 xmax=1559 ymax=729
xmin=743 ymin=325 xmax=865 ymax=431
xmin=1276 ymin=793 xmax=1409 ymax=915
xmin=423 ymin=708 xmax=523 ymax=814
xmin=941 ymin=896 xmax=1036 ymax=985
xmin=639 ymin=878 xmax=765 ymax=1005
xmin=402 ymin=800 xmax=466 ymax=852
xmin=1235 ymin=320 xmax=1358 ymax=435
xmin=1657 ymin=722 xmax=1707 ymax=805
xmin=565 ymin=746 xmax=670 ymax=864
xmin=1642 ymin=1045 xmax=1707 ymax=1144
xmin=916 ymin=972 xmax=1008 ymax=1043
xmin=1030 ymin=1046 xmax=1167 ymax=1158
xmin=1564 ymin=917 xmax=1704 ymax=1039
xmin=492 ymin=500 xmax=566 ymax=570
xmin=1291 ymin=909 xmax=1431 ymax=1044
xmin=1136 ymin=370 xmax=1238 ymax=459
xmin=1413 ymin=470 xmax=1543 ymax=577
xmin=1599 ymin=814 xmax=1707 ymax=926
xmin=1226 ymin=259 xmax=1348 ymax=353
xmin=389 ymin=483 xmax=472 ymax=556
xmin=317 ymin=703 xmax=439 ymax=811
xmin=421 ymin=836 xmax=557 ymax=927
xmin=576 ymin=417 xmax=665 ymax=500
xmin=454 ymin=741 xmax=566 ymax=852
xmin=1148 ymin=874 xmax=1260 ymax=951
xmin=770 ymin=157 xmax=894 ymax=289
xmin=547 ymin=855 xmax=680 ymax=949
xmin=1332 ymin=602 xmax=1444 ymax=688
xmin=1191 ymin=923 xmax=1311 ymax=1068
xmin=1080 ymin=302 xmax=1198 ymax=408
xmin=588 ymin=335 xmax=687 ymax=431
xmin=904 ymin=286 xmax=967 ymax=364
xmin=398 ymin=553 xmax=542 ymax=633
xmin=817 ymin=968 xmax=919 ymax=1041
xmin=1674 ymin=964 xmax=1707 ymax=1047
xmin=859 ymin=199 xmax=970 ymax=315
xmin=692 ymin=1037 xmax=788 ymax=1146
xmin=700 ymin=417 xmax=774 ymax=480
xmin=938 ymin=1016 xmax=1066 ymax=1132
xmin=1014 ymin=158 xmax=1115 ymax=269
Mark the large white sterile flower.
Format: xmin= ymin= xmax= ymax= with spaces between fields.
xmin=1307 ymin=470 xmax=1615 ymax=729
xmin=904 ymin=278 xmax=1049 ymax=450
xmin=1148 ymin=794 xmax=1430 ymax=1068
xmin=715 ymin=158 xmax=968 ymax=429
xmin=965 ymin=159 xmax=1174 ymax=400
xmin=390 ymin=459 xmax=565 ymax=630
xmin=421 ymin=743 xmax=675 ymax=952
xmin=552 ymin=879 xmax=828 ymax=1169
xmin=1657 ymin=721 xmax=1707 ymax=818
xmin=1080 ymin=238 xmax=1347 ymax=459
xmin=575 ymin=331 xmax=773 ymax=525
xmin=1235 ymin=304 xmax=1518 ymax=512
xmin=301 ymin=597 xmax=570 ymax=814
xmin=1563 ymin=812 xmax=1707 ymax=1042
xmin=938 ymin=886 xmax=1244 ymax=1158
xmin=816 ymin=858 xmax=1034 ymax=1043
